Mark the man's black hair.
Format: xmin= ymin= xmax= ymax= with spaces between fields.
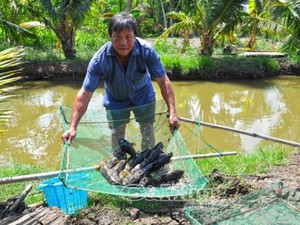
xmin=108 ymin=12 xmax=137 ymax=36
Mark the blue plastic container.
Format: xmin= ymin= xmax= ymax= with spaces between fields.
xmin=37 ymin=175 xmax=87 ymax=214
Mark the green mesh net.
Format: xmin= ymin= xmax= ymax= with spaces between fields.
xmin=58 ymin=100 xmax=207 ymax=198
xmin=185 ymin=181 xmax=300 ymax=224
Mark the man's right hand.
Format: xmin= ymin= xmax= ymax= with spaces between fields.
xmin=61 ymin=127 xmax=77 ymax=145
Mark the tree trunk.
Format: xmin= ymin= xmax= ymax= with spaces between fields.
xmin=169 ymin=0 xmax=174 ymax=37
xmin=56 ymin=15 xmax=77 ymax=59
xmin=246 ymin=34 xmax=256 ymax=49
xmin=159 ymin=0 xmax=167 ymax=29
xmin=200 ymin=33 xmax=214 ymax=56
xmin=59 ymin=28 xmax=77 ymax=59
xmin=127 ymin=0 xmax=133 ymax=11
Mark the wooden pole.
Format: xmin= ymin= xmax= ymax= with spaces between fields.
xmin=0 ymin=152 xmax=237 ymax=185
xmin=8 ymin=184 xmax=32 ymax=212
xmin=179 ymin=116 xmax=300 ymax=148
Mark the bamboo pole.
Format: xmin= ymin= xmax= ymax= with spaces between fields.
xmin=0 ymin=152 xmax=236 ymax=185
xmin=179 ymin=116 xmax=300 ymax=148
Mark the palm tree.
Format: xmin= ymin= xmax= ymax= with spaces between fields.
xmin=39 ymin=0 xmax=93 ymax=59
xmin=0 ymin=47 xmax=23 ymax=134
xmin=162 ymin=0 xmax=247 ymax=56
xmin=241 ymin=0 xmax=300 ymax=54
xmin=242 ymin=0 xmax=265 ymax=49
xmin=162 ymin=11 xmax=199 ymax=52
xmin=269 ymin=0 xmax=300 ymax=54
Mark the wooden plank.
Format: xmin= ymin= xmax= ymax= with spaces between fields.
xmin=5 ymin=206 xmax=70 ymax=225
xmin=8 ymin=214 xmax=38 ymax=225
xmin=240 ymin=52 xmax=287 ymax=58
xmin=39 ymin=211 xmax=59 ymax=224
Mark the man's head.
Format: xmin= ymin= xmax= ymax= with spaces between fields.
xmin=109 ymin=12 xmax=137 ymax=58
xmin=108 ymin=12 xmax=137 ymax=37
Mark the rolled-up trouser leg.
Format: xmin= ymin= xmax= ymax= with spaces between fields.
xmin=140 ymin=122 xmax=155 ymax=151
xmin=111 ymin=123 xmax=126 ymax=156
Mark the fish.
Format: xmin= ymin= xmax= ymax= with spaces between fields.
xmin=122 ymin=162 xmax=155 ymax=186
xmin=112 ymin=159 xmax=127 ymax=174
xmin=99 ymin=163 xmax=122 ymax=185
xmin=118 ymin=138 xmax=137 ymax=158
xmin=139 ymin=142 xmax=163 ymax=168
xmin=119 ymin=169 xmax=131 ymax=181
xmin=150 ymin=170 xmax=184 ymax=186
xmin=149 ymin=152 xmax=173 ymax=173
xmin=110 ymin=147 xmax=127 ymax=168
xmin=138 ymin=176 xmax=151 ymax=187
xmin=129 ymin=148 xmax=152 ymax=170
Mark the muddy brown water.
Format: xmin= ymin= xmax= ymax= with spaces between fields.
xmin=1 ymin=76 xmax=299 ymax=169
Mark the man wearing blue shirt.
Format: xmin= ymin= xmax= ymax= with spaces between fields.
xmin=62 ymin=12 xmax=180 ymax=151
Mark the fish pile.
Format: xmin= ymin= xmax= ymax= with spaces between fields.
xmin=99 ymin=138 xmax=184 ymax=187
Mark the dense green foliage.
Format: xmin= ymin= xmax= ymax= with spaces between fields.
xmin=0 ymin=0 xmax=299 ymax=59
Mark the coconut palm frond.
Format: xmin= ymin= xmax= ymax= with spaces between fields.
xmin=207 ymin=0 xmax=247 ymax=27
xmin=0 ymin=47 xmax=24 ymax=134
xmin=19 ymin=21 xmax=45 ymax=31
xmin=0 ymin=19 xmax=37 ymax=42
xmin=0 ymin=70 xmax=22 ymax=80
xmin=65 ymin=0 xmax=94 ymax=24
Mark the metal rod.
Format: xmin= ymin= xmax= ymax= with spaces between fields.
xmin=179 ymin=116 xmax=300 ymax=148
xmin=0 ymin=152 xmax=237 ymax=185
xmin=0 ymin=167 xmax=96 ymax=185
xmin=172 ymin=151 xmax=237 ymax=160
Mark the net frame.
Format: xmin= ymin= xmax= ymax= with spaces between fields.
xmin=58 ymin=101 xmax=207 ymax=198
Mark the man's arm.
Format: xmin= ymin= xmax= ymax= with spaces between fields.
xmin=155 ymin=75 xmax=180 ymax=131
xmin=61 ymin=88 xmax=93 ymax=144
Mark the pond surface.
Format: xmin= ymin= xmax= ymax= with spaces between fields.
xmin=1 ymin=76 xmax=299 ymax=169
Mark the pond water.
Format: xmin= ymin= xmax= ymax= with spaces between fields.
xmin=1 ymin=76 xmax=299 ymax=169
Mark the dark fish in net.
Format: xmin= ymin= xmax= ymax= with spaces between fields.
xmin=99 ymin=139 xmax=184 ymax=187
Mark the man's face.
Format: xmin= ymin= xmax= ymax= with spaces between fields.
xmin=110 ymin=29 xmax=135 ymax=58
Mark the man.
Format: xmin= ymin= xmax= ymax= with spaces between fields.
xmin=61 ymin=12 xmax=180 ymax=151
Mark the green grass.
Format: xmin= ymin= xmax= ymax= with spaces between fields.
xmin=0 ymin=165 xmax=54 ymax=204
xmin=198 ymin=145 xmax=291 ymax=176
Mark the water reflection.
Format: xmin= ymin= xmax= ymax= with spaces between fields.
xmin=0 ymin=77 xmax=299 ymax=168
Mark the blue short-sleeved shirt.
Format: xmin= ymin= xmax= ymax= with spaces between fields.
xmin=82 ymin=38 xmax=166 ymax=110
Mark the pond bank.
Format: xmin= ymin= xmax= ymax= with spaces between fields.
xmin=20 ymin=57 xmax=300 ymax=81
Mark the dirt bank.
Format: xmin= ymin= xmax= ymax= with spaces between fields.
xmin=20 ymin=57 xmax=300 ymax=81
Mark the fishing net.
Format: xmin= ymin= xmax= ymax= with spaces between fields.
xmin=185 ymin=181 xmax=300 ymax=224
xmin=58 ymin=100 xmax=207 ymax=198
